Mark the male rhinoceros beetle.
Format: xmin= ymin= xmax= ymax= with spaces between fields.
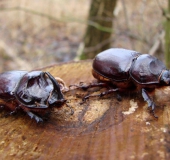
xmin=0 ymin=71 xmax=66 ymax=122
xmin=75 ymin=48 xmax=170 ymax=117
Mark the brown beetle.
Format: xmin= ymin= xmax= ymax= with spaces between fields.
xmin=0 ymin=71 xmax=66 ymax=122
xmin=75 ymin=48 xmax=170 ymax=117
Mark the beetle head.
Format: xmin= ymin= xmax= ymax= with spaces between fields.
xmin=161 ymin=70 xmax=170 ymax=85
xmin=15 ymin=71 xmax=66 ymax=109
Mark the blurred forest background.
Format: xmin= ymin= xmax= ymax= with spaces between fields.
xmin=0 ymin=0 xmax=168 ymax=72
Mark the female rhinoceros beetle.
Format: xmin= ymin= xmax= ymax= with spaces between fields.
xmin=0 ymin=71 xmax=66 ymax=122
xmin=74 ymin=48 xmax=170 ymax=118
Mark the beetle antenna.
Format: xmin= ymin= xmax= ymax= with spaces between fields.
xmin=80 ymin=88 xmax=119 ymax=105
xmin=69 ymin=82 xmax=108 ymax=91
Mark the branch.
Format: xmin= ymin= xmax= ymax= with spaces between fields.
xmin=149 ymin=31 xmax=164 ymax=56
xmin=0 ymin=6 xmax=113 ymax=33
xmin=156 ymin=0 xmax=170 ymax=20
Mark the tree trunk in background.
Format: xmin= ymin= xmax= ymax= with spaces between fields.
xmin=165 ymin=0 xmax=170 ymax=68
xmin=80 ymin=0 xmax=117 ymax=59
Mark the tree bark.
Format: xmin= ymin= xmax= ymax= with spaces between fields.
xmin=165 ymin=0 xmax=170 ymax=68
xmin=80 ymin=0 xmax=117 ymax=59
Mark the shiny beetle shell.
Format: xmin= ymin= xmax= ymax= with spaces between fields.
xmin=92 ymin=48 xmax=166 ymax=85
xmin=0 ymin=71 xmax=66 ymax=122
xmin=93 ymin=48 xmax=140 ymax=82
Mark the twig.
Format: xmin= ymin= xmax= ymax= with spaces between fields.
xmin=149 ymin=31 xmax=164 ymax=56
xmin=76 ymin=30 xmax=151 ymax=58
xmin=0 ymin=6 xmax=113 ymax=33
xmin=83 ymin=37 xmax=114 ymax=53
xmin=121 ymin=0 xmax=130 ymax=30
xmin=118 ymin=31 xmax=150 ymax=45
xmin=156 ymin=0 xmax=170 ymax=19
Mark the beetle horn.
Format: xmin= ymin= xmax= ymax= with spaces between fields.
xmin=161 ymin=70 xmax=170 ymax=85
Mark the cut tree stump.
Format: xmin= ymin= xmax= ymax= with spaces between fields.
xmin=0 ymin=60 xmax=170 ymax=159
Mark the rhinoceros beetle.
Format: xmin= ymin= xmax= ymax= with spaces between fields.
xmin=74 ymin=48 xmax=170 ymax=118
xmin=0 ymin=71 xmax=66 ymax=122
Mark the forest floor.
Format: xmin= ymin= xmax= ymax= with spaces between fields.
xmin=0 ymin=0 xmax=167 ymax=72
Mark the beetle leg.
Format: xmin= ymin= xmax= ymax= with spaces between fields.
xmin=26 ymin=111 xmax=43 ymax=123
xmin=116 ymin=93 xmax=122 ymax=101
xmin=9 ymin=110 xmax=17 ymax=115
xmin=8 ymin=106 xmax=20 ymax=115
xmin=142 ymin=89 xmax=152 ymax=107
xmin=82 ymin=88 xmax=119 ymax=103
xmin=99 ymin=88 xmax=119 ymax=97
xmin=141 ymin=88 xmax=158 ymax=118
xmin=70 ymin=82 xmax=108 ymax=90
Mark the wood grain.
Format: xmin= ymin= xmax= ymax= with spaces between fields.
xmin=0 ymin=60 xmax=170 ymax=160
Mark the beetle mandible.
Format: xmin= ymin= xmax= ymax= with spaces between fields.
xmin=77 ymin=48 xmax=170 ymax=117
xmin=0 ymin=71 xmax=66 ymax=122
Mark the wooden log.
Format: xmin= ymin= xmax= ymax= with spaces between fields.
xmin=0 ymin=60 xmax=170 ymax=159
